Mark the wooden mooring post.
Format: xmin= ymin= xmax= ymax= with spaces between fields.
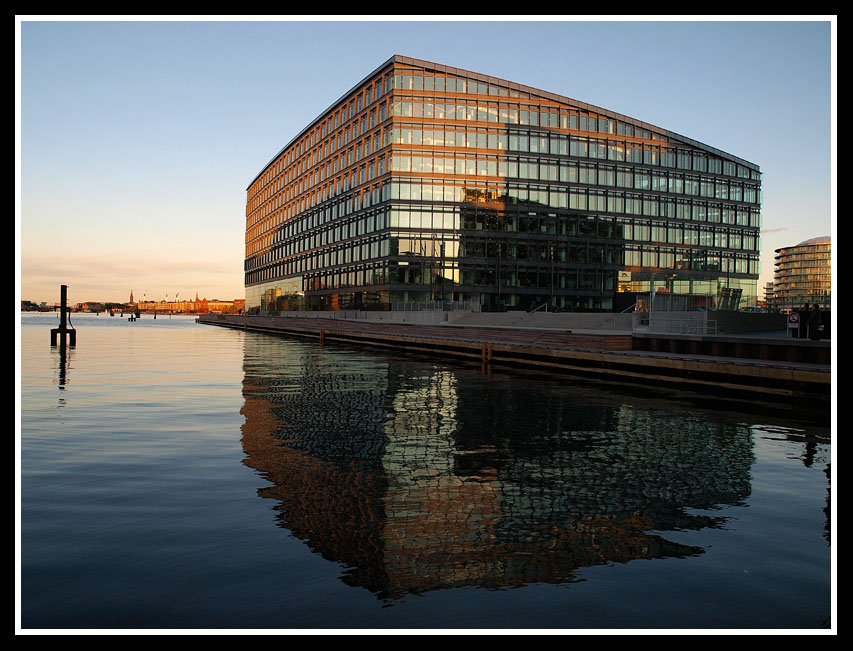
xmin=50 ymin=285 xmax=77 ymax=347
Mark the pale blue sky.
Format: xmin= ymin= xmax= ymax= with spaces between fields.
xmin=17 ymin=17 xmax=835 ymax=305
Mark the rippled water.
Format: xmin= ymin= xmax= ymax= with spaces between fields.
xmin=18 ymin=313 xmax=833 ymax=630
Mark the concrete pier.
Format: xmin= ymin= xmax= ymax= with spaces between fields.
xmin=199 ymin=312 xmax=830 ymax=402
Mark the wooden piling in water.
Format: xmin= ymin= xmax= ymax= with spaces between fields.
xmin=50 ymin=285 xmax=76 ymax=347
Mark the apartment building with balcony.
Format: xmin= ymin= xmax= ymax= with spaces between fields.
xmin=771 ymin=236 xmax=831 ymax=311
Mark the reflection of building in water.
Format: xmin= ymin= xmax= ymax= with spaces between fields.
xmin=240 ymin=336 xmax=754 ymax=599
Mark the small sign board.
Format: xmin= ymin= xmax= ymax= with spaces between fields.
xmin=788 ymin=312 xmax=800 ymax=329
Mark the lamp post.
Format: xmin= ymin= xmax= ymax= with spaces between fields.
xmin=550 ymin=245 xmax=555 ymax=311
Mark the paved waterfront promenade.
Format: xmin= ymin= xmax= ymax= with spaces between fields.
xmin=199 ymin=311 xmax=830 ymax=403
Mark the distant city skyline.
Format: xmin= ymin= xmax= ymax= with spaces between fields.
xmin=23 ymin=290 xmax=240 ymax=307
xmin=17 ymin=17 xmax=835 ymax=306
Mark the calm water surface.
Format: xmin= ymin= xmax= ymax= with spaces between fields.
xmin=18 ymin=313 xmax=833 ymax=630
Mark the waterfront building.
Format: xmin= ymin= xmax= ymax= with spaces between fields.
xmin=771 ymin=236 xmax=831 ymax=311
xmin=763 ymin=282 xmax=775 ymax=308
xmin=137 ymin=298 xmax=244 ymax=314
xmin=75 ymin=302 xmax=106 ymax=313
xmin=244 ymin=55 xmax=762 ymax=314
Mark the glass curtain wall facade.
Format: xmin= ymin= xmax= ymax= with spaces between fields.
xmin=245 ymin=55 xmax=762 ymax=313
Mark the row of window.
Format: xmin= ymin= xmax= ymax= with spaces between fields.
xmin=247 ymin=206 xmax=761 ymax=285
xmin=248 ymin=150 xmax=766 ymax=249
xmin=246 ymin=73 xmax=760 ymax=236
xmin=246 ymin=182 xmax=389 ymax=255
xmin=391 ymin=72 xmax=661 ymax=139
xmin=250 ymin=199 xmax=760 ymax=266
xmin=250 ymin=134 xmax=761 ymax=240
xmin=248 ymin=174 xmax=762 ymax=259
xmin=246 ymin=70 xmax=393 ymax=207
xmin=251 ymin=278 xmax=761 ymax=312
xmin=250 ymin=231 xmax=760 ymax=284
xmin=390 ymin=151 xmax=759 ymax=200
xmin=250 ymin=164 xmax=761 ymax=252
xmin=248 ymin=117 xmax=759 ymax=230
xmin=251 ymin=63 xmax=671 ymax=204
xmin=247 ymin=240 xmax=759 ymax=288
xmin=389 ymin=102 xmax=756 ymax=179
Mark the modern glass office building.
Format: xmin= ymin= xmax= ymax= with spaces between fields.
xmin=245 ymin=55 xmax=762 ymax=313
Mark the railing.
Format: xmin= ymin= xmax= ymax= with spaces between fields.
xmin=390 ymin=300 xmax=479 ymax=312
xmin=613 ymin=302 xmax=637 ymax=328
xmin=637 ymin=315 xmax=718 ymax=335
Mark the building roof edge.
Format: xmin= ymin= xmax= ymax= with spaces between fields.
xmin=246 ymin=54 xmax=760 ymax=191
xmin=246 ymin=55 xmax=400 ymax=190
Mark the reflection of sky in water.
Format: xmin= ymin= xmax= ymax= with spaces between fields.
xmin=240 ymin=335 xmax=764 ymax=600
xmin=20 ymin=314 xmax=832 ymax=629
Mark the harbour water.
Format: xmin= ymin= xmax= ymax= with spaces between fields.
xmin=18 ymin=312 xmax=833 ymax=631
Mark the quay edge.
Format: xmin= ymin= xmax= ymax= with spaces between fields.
xmin=198 ymin=313 xmax=830 ymax=403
